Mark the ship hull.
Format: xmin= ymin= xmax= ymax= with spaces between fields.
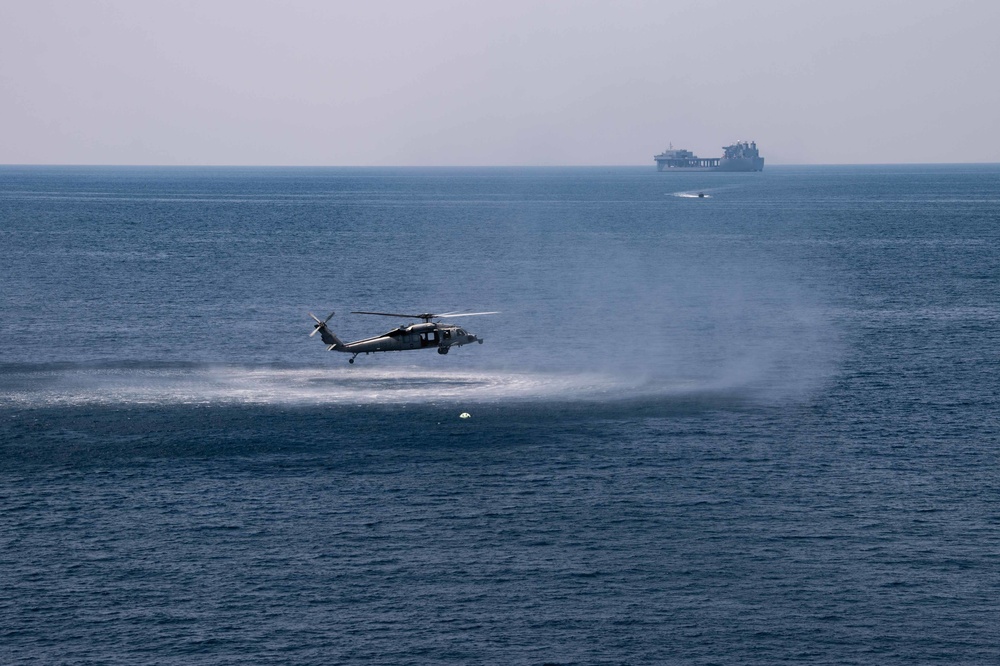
xmin=656 ymin=157 xmax=764 ymax=172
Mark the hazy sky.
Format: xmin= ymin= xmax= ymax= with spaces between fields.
xmin=2 ymin=0 xmax=998 ymax=165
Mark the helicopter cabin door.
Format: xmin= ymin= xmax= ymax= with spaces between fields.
xmin=419 ymin=330 xmax=440 ymax=348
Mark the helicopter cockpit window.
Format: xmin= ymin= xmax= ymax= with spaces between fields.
xmin=457 ymin=329 xmax=466 ymax=336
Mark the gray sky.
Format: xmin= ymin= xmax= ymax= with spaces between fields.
xmin=2 ymin=0 xmax=998 ymax=165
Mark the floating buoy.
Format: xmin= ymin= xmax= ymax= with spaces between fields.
xmin=459 ymin=412 xmax=471 ymax=419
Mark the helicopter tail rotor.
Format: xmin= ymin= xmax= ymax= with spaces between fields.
xmin=309 ymin=312 xmax=347 ymax=350
xmin=309 ymin=312 xmax=335 ymax=337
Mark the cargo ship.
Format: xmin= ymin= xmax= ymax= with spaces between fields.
xmin=654 ymin=141 xmax=764 ymax=172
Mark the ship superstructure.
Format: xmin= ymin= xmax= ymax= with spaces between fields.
xmin=655 ymin=141 xmax=764 ymax=172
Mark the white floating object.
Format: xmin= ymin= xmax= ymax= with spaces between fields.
xmin=459 ymin=412 xmax=471 ymax=419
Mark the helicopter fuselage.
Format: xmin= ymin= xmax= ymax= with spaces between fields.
xmin=309 ymin=310 xmax=495 ymax=363
xmin=314 ymin=319 xmax=483 ymax=362
xmin=341 ymin=322 xmax=479 ymax=354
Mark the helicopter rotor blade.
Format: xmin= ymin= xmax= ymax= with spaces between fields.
xmin=350 ymin=311 xmax=426 ymax=319
xmin=352 ymin=310 xmax=500 ymax=321
xmin=436 ymin=311 xmax=500 ymax=318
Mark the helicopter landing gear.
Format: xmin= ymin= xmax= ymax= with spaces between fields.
xmin=438 ymin=346 xmax=449 ymax=355
xmin=349 ymin=354 xmax=358 ymax=364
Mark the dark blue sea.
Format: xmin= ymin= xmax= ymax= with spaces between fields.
xmin=2 ymin=164 xmax=999 ymax=664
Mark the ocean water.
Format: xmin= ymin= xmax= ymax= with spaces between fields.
xmin=2 ymin=164 xmax=999 ymax=664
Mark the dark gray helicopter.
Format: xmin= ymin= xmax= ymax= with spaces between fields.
xmin=309 ymin=310 xmax=498 ymax=363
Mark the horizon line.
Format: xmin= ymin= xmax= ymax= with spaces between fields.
xmin=2 ymin=161 xmax=999 ymax=169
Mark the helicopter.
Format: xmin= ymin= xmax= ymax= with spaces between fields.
xmin=309 ymin=310 xmax=499 ymax=363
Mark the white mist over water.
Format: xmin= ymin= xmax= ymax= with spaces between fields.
xmin=1 ymin=247 xmax=839 ymax=409
xmin=0 ymin=365 xmax=664 ymax=407
xmin=469 ymin=220 xmax=843 ymax=407
xmin=0 ymin=297 xmax=838 ymax=412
